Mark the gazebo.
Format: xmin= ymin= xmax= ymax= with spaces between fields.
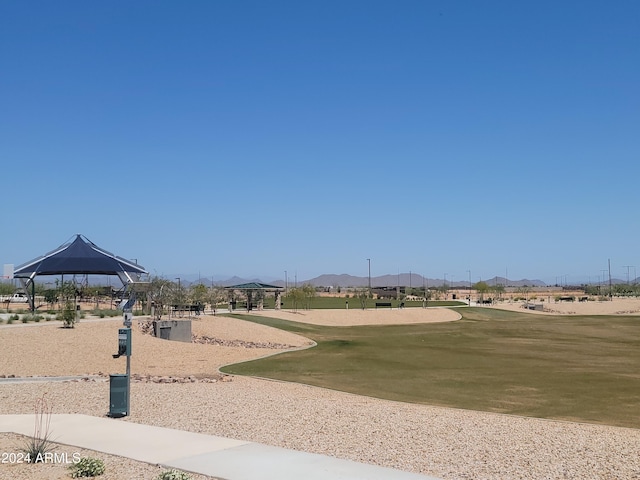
xmin=12 ymin=234 xmax=148 ymax=311
xmin=224 ymin=282 xmax=284 ymax=311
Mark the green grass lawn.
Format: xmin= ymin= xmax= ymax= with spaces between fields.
xmin=259 ymin=296 xmax=466 ymax=310
xmin=221 ymin=307 xmax=640 ymax=429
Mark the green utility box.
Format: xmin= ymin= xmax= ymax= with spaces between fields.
xmin=109 ymin=374 xmax=129 ymax=417
xmin=118 ymin=328 xmax=132 ymax=357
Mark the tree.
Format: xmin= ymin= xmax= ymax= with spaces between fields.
xmin=474 ymin=281 xmax=490 ymax=304
xmin=147 ymin=276 xmax=173 ymax=320
xmin=302 ymin=283 xmax=316 ymax=310
xmin=208 ymin=286 xmax=227 ymax=314
xmin=43 ymin=289 xmax=58 ymax=307
xmin=56 ymin=280 xmax=78 ymax=328
xmin=287 ymin=287 xmax=305 ymax=312
xmin=172 ymin=280 xmax=186 ymax=316
xmin=82 ymin=285 xmax=103 ymax=309
xmin=436 ymin=284 xmax=449 ymax=300
xmin=0 ymin=283 xmax=14 ymax=296
xmin=355 ymin=287 xmax=369 ymax=309
xmin=490 ymin=284 xmax=505 ymax=300
xmin=190 ymin=283 xmax=208 ymax=307
xmin=515 ymin=286 xmax=531 ymax=302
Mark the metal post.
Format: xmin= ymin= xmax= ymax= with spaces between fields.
xmin=126 ymin=329 xmax=131 ymax=416
xmin=123 ymin=313 xmax=132 ymax=416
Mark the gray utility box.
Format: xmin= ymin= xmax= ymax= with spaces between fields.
xmin=109 ymin=374 xmax=129 ymax=417
xmin=153 ymin=320 xmax=192 ymax=343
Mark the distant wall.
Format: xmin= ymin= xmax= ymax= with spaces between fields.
xmin=154 ymin=320 xmax=192 ymax=343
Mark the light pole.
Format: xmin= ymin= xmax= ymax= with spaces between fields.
xmin=467 ymin=270 xmax=471 ymax=306
xmin=443 ymin=273 xmax=448 ymax=300
xmin=367 ymin=259 xmax=371 ymax=297
xmin=175 ymin=277 xmax=181 ymax=317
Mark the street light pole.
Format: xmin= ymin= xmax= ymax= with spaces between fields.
xmin=467 ymin=270 xmax=471 ymax=306
xmin=175 ymin=277 xmax=181 ymax=317
xmin=367 ymin=259 xmax=371 ymax=297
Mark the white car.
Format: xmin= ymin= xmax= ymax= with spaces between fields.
xmin=4 ymin=293 xmax=28 ymax=303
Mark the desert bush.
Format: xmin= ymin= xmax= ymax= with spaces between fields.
xmin=23 ymin=314 xmax=44 ymax=323
xmin=22 ymin=395 xmax=54 ymax=463
xmin=57 ymin=301 xmax=77 ymax=327
xmin=91 ymin=309 xmax=120 ymax=318
xmin=69 ymin=457 xmax=106 ymax=478
xmin=156 ymin=469 xmax=192 ymax=480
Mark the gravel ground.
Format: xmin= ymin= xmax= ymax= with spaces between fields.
xmin=2 ymin=309 xmax=640 ymax=480
xmin=2 ymin=379 xmax=640 ymax=480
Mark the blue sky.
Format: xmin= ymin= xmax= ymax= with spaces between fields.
xmin=1 ymin=1 xmax=639 ymax=285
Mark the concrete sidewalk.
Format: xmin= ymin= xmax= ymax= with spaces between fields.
xmin=1 ymin=414 xmax=441 ymax=480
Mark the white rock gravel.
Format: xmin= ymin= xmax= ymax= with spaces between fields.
xmin=2 ymin=378 xmax=639 ymax=480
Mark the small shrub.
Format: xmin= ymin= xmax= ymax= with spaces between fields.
xmin=93 ymin=309 xmax=120 ymax=318
xmin=69 ymin=457 xmax=106 ymax=478
xmin=7 ymin=317 xmax=13 ymax=324
xmin=156 ymin=469 xmax=193 ymax=480
xmin=22 ymin=395 xmax=54 ymax=463
xmin=57 ymin=301 xmax=77 ymax=328
xmin=10 ymin=314 xmax=19 ymax=321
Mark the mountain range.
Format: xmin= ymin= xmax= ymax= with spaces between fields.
xmin=17 ymin=272 xmax=633 ymax=288
xmin=168 ymin=273 xmax=549 ymax=288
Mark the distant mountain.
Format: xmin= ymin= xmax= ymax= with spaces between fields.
xmin=306 ymin=274 xmax=368 ymax=288
xmin=302 ymin=274 xmax=547 ymax=289
xmin=483 ymin=276 xmax=546 ymax=288
xmin=20 ymin=272 xmax=624 ymax=289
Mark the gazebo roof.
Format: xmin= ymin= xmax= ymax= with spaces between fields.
xmin=13 ymin=234 xmax=148 ymax=282
xmin=225 ymin=282 xmax=283 ymax=290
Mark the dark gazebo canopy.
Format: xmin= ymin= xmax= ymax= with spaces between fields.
xmin=14 ymin=234 xmax=147 ymax=281
xmin=13 ymin=234 xmax=148 ymax=310
xmin=225 ymin=282 xmax=283 ymax=291
xmin=224 ymin=282 xmax=284 ymax=311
